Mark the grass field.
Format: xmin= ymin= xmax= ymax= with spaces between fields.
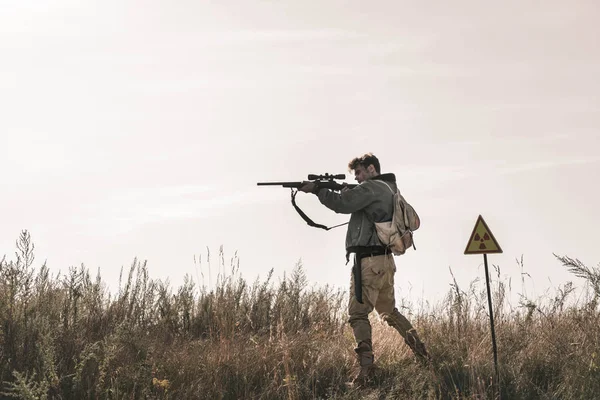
xmin=1 ymin=230 xmax=598 ymax=399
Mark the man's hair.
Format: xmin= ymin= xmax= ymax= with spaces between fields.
xmin=348 ymin=153 xmax=381 ymax=174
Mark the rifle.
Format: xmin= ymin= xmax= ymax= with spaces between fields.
xmin=257 ymin=173 xmax=356 ymax=191
xmin=257 ymin=173 xmax=357 ymax=230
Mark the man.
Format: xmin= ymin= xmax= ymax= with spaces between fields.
xmin=298 ymin=153 xmax=429 ymax=385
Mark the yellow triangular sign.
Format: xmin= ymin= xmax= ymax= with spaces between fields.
xmin=464 ymin=215 xmax=503 ymax=254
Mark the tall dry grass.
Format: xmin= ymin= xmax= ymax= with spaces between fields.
xmin=0 ymin=230 xmax=598 ymax=399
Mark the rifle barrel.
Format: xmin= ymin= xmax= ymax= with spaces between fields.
xmin=257 ymin=181 xmax=358 ymax=190
xmin=257 ymin=182 xmax=302 ymax=186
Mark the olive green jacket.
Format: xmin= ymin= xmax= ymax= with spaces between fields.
xmin=316 ymin=173 xmax=397 ymax=251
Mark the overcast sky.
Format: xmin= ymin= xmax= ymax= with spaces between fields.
xmin=1 ymin=0 xmax=598 ymax=306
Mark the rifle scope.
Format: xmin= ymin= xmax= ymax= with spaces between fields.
xmin=307 ymin=173 xmax=345 ymax=180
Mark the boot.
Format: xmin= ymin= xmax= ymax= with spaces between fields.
xmin=382 ymin=310 xmax=430 ymax=362
xmin=350 ymin=341 xmax=376 ymax=387
xmin=404 ymin=329 xmax=431 ymax=364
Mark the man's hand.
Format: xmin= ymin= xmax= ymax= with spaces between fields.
xmin=341 ymin=183 xmax=350 ymax=193
xmin=297 ymin=181 xmax=317 ymax=193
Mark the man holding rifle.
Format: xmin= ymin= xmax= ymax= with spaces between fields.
xmin=298 ymin=153 xmax=430 ymax=386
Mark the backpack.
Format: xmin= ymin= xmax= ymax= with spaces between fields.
xmin=373 ymin=180 xmax=421 ymax=255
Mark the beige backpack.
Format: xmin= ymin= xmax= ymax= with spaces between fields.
xmin=373 ymin=181 xmax=421 ymax=255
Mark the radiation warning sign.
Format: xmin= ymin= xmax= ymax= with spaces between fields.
xmin=464 ymin=215 xmax=502 ymax=254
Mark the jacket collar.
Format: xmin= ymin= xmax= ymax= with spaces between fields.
xmin=370 ymin=173 xmax=396 ymax=183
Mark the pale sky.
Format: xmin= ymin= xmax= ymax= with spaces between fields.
xmin=1 ymin=1 xmax=599 ymax=306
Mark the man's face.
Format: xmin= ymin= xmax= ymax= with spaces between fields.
xmin=353 ymin=165 xmax=376 ymax=183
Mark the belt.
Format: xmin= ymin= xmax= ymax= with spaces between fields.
xmin=358 ymin=250 xmax=389 ymax=260
xmin=346 ymin=246 xmax=389 ymax=261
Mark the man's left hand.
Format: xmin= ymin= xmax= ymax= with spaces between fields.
xmin=297 ymin=181 xmax=317 ymax=193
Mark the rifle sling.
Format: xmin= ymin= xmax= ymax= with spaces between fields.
xmin=290 ymin=189 xmax=348 ymax=231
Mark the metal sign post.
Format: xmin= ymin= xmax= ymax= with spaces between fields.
xmin=464 ymin=215 xmax=503 ymax=394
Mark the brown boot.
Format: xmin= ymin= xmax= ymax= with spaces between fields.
xmin=350 ymin=341 xmax=376 ymax=387
xmin=404 ymin=329 xmax=431 ymax=364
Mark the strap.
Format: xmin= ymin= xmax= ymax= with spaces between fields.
xmin=374 ymin=179 xmax=396 ymax=195
xmin=290 ymin=189 xmax=349 ymax=231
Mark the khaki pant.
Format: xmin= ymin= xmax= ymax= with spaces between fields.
xmin=348 ymin=254 xmax=417 ymax=348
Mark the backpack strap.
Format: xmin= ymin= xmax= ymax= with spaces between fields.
xmin=373 ymin=179 xmax=396 ymax=195
xmin=373 ymin=180 xmax=417 ymax=251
